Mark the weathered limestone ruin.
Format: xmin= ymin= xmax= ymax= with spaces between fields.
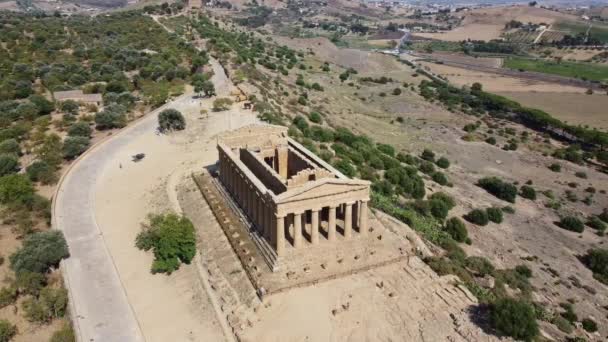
xmin=217 ymin=124 xmax=371 ymax=266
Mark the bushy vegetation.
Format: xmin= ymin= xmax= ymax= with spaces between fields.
xmin=444 ymin=217 xmax=468 ymax=242
xmin=519 ymin=185 xmax=536 ymax=200
xmin=582 ymin=248 xmax=608 ymax=284
xmin=486 ymin=207 xmax=504 ymax=224
xmin=464 ymin=208 xmax=489 ymax=226
xmin=9 ymin=231 xmax=69 ymax=274
xmin=416 ymin=78 xmax=608 ymax=163
xmin=212 ymin=98 xmax=233 ymax=111
xmin=557 ymin=216 xmax=584 ymax=233
xmin=490 ymin=297 xmax=539 ymax=341
xmin=22 ymin=287 xmax=68 ymax=323
xmin=0 ymin=320 xmax=17 ymax=342
xmin=158 ymin=108 xmax=186 ymax=132
xmin=136 ymin=213 xmax=196 ymax=274
xmin=477 ymin=177 xmax=517 ymax=203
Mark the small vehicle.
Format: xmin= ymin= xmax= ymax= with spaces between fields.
xmin=132 ymin=153 xmax=146 ymax=162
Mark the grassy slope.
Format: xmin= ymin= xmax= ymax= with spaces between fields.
xmin=503 ymin=57 xmax=608 ymax=82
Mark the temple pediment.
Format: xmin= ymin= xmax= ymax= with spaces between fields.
xmin=275 ymin=178 xmax=370 ymax=203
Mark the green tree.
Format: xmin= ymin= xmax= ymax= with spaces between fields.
xmin=490 ymin=298 xmax=538 ymax=341
xmin=9 ymin=231 xmax=70 ymax=274
xmin=158 ymin=109 xmax=186 ymax=132
xmin=135 ymin=213 xmax=197 ymax=274
xmin=28 ymin=94 xmax=55 ymax=116
xmin=62 ymin=136 xmax=90 ymax=160
xmin=67 ymin=122 xmax=92 ymax=137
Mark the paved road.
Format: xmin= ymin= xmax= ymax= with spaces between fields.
xmin=55 ymin=100 xmax=180 ymax=342
xmin=54 ymin=58 xmax=232 ymax=342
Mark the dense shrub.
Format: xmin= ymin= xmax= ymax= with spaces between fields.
xmin=135 ymin=213 xmax=196 ymax=274
xmin=26 ymin=161 xmax=57 ymax=184
xmin=548 ymin=163 xmax=561 ymax=172
xmin=435 ymin=157 xmax=450 ymax=169
xmin=14 ymin=271 xmax=46 ymax=296
xmin=0 ymin=174 xmax=34 ymax=205
xmin=9 ymin=231 xmax=69 ymax=274
xmin=419 ymin=161 xmax=435 ymax=174
xmin=515 ymin=264 xmax=532 ymax=278
xmin=22 ymin=287 xmax=68 ymax=323
xmin=486 ymin=207 xmax=503 ymax=223
xmin=490 ymin=298 xmax=539 ymax=341
xmin=376 ymin=144 xmax=395 ymax=157
xmin=465 ymin=256 xmax=494 ymax=276
xmin=67 ymin=122 xmax=92 ymax=137
xmin=464 ymin=209 xmax=489 ymax=226
xmin=0 ymin=154 xmax=19 ymax=177
xmin=335 ymin=159 xmax=356 ymax=177
xmin=158 ymin=109 xmax=186 ymax=132
xmin=0 ymin=319 xmax=17 ymax=342
xmin=0 ymin=139 xmax=21 ymax=156
xmin=309 ymin=111 xmax=322 ymax=124
xmin=519 ymin=185 xmax=536 ymax=200
xmin=429 ymin=198 xmax=450 ymax=220
xmin=62 ymin=136 xmax=90 ymax=160
xmin=587 ymin=216 xmax=606 ymax=231
xmin=551 ymin=315 xmax=574 ymax=333
xmin=0 ymin=287 xmax=17 ymax=309
xmin=444 ymin=217 xmax=467 ymax=242
xmin=421 ymin=149 xmax=435 ymax=162
xmin=557 ymin=216 xmax=584 ymax=233
xmin=582 ymin=248 xmax=608 ymax=284
xmin=431 ymin=171 xmax=448 ymax=185
xmin=477 ymin=177 xmax=517 ymax=203
xmin=560 ymin=303 xmax=578 ymax=323
xmin=581 ymin=318 xmax=598 ymax=332
xmin=94 ymin=107 xmax=126 ymax=130
xmin=485 ymin=136 xmax=497 ymax=145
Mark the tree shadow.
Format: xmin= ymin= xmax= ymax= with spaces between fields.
xmin=466 ymin=304 xmax=499 ymax=337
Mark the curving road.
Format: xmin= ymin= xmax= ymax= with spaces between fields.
xmin=54 ymin=58 xmax=239 ymax=342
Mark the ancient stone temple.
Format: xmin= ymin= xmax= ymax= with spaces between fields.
xmin=216 ymin=124 xmax=371 ymax=260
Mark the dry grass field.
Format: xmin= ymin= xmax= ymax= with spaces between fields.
xmin=417 ymin=61 xmax=587 ymax=93
xmin=498 ymin=91 xmax=608 ymax=130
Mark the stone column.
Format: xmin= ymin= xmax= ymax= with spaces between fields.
xmin=311 ymin=208 xmax=320 ymax=245
xmin=344 ymin=202 xmax=353 ymax=239
xmin=293 ymin=211 xmax=303 ymax=248
xmin=264 ymin=205 xmax=271 ymax=239
xmin=276 ymin=214 xmax=285 ymax=257
xmin=328 ymin=205 xmax=336 ymax=241
xmin=360 ymin=200 xmax=368 ymax=235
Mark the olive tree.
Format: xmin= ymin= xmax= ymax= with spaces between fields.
xmin=158 ymin=109 xmax=186 ymax=132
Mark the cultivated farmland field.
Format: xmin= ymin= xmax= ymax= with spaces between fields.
xmin=503 ymin=57 xmax=608 ymax=82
